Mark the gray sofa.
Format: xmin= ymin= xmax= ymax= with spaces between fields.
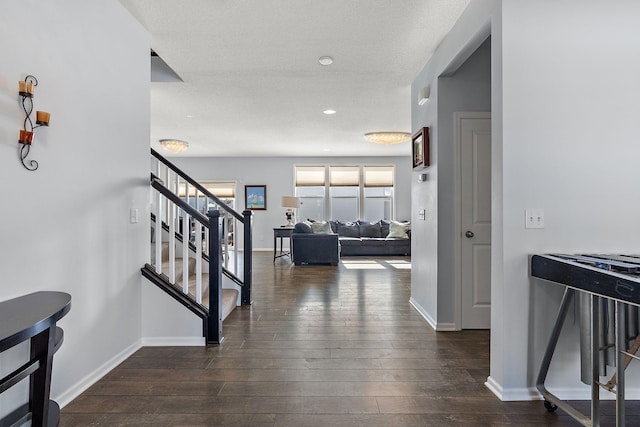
xmin=291 ymin=220 xmax=411 ymax=264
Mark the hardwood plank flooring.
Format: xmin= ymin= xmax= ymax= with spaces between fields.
xmin=61 ymin=253 xmax=630 ymax=426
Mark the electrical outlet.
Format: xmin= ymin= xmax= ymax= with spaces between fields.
xmin=525 ymin=209 xmax=544 ymax=229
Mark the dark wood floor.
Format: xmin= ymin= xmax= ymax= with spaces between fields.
xmin=61 ymin=253 xmax=627 ymax=426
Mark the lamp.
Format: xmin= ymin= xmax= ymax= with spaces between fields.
xmin=160 ymin=139 xmax=189 ymax=153
xmin=281 ymin=196 xmax=300 ymax=226
xmin=364 ymin=131 xmax=411 ymax=145
xmin=18 ymin=75 xmax=51 ymax=171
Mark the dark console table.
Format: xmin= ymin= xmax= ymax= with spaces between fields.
xmin=0 ymin=291 xmax=71 ymax=427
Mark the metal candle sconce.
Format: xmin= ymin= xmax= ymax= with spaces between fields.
xmin=18 ymin=75 xmax=51 ymax=171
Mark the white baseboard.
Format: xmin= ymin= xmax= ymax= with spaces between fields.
xmin=409 ymin=297 xmax=436 ymax=330
xmin=141 ymin=336 xmax=205 ymax=346
xmin=486 ymin=375 xmax=640 ymax=401
xmin=55 ymin=339 xmax=142 ymax=409
xmin=409 ymin=297 xmax=458 ymax=331
xmin=485 ymin=376 xmax=539 ymax=401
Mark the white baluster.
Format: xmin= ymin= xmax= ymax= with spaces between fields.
xmin=155 ymin=192 xmax=163 ymax=275
xmin=195 ymin=221 xmax=203 ymax=304
xmin=168 ymin=176 xmax=176 ymax=284
xmin=182 ymin=213 xmax=190 ymax=294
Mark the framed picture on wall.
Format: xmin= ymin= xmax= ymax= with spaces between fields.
xmin=245 ymin=185 xmax=267 ymax=210
xmin=412 ymin=127 xmax=429 ymax=169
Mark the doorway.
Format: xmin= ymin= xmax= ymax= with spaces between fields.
xmin=455 ymin=112 xmax=491 ymax=329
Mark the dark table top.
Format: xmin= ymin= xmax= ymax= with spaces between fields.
xmin=0 ymin=291 xmax=71 ymax=351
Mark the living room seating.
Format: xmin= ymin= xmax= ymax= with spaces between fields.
xmin=291 ymin=219 xmax=411 ymax=265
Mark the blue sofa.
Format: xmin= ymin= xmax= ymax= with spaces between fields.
xmin=291 ymin=220 xmax=411 ymax=265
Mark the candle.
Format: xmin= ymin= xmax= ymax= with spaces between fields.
xmin=18 ymin=81 xmax=27 ymax=94
xmin=36 ymin=111 xmax=51 ymax=126
xmin=19 ymin=130 xmax=34 ymax=144
xmin=26 ymin=82 xmax=34 ymax=95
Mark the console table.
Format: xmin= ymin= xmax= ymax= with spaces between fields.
xmin=0 ymin=291 xmax=71 ymax=427
xmin=273 ymin=227 xmax=294 ymax=262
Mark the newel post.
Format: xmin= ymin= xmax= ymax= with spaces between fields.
xmin=242 ymin=210 xmax=253 ymax=305
xmin=207 ymin=209 xmax=223 ymax=344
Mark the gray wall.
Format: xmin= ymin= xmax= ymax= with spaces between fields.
xmin=411 ymin=0 xmax=640 ymax=400
xmin=171 ymin=156 xmax=412 ymax=250
xmin=0 ymin=0 xmax=149 ymax=413
xmin=436 ymin=38 xmax=492 ymax=326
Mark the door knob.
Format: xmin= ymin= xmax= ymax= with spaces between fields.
xmin=465 ymin=230 xmax=474 ymax=238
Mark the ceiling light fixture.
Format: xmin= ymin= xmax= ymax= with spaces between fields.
xmin=323 ymin=109 xmax=336 ymax=115
xmin=364 ymin=131 xmax=411 ymax=145
xmin=159 ymin=139 xmax=189 ymax=153
xmin=318 ymin=56 xmax=334 ymax=66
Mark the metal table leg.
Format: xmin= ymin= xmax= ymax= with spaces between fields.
xmin=616 ymin=301 xmax=626 ymax=427
xmin=536 ymin=287 xmax=594 ymax=426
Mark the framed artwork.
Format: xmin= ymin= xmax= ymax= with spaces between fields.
xmin=412 ymin=127 xmax=429 ymax=169
xmin=245 ymin=185 xmax=267 ymax=210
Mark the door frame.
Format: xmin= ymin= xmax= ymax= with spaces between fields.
xmin=453 ymin=111 xmax=492 ymax=330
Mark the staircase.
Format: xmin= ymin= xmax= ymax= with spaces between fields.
xmin=157 ymin=241 xmax=238 ymax=320
xmin=142 ymin=149 xmax=253 ymax=344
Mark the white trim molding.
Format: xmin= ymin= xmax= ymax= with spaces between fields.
xmin=141 ymin=336 xmax=205 ymax=347
xmin=410 ymin=297 xmax=458 ymax=331
xmin=55 ymin=340 xmax=142 ymax=408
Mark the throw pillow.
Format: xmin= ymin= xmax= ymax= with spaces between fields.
xmin=379 ymin=220 xmax=390 ymax=236
xmin=358 ymin=221 xmax=382 ymax=238
xmin=293 ymin=221 xmax=313 ymax=233
xmin=336 ymin=221 xmax=360 ymax=237
xmin=386 ymin=220 xmax=410 ymax=239
xmin=311 ymin=221 xmax=334 ymax=234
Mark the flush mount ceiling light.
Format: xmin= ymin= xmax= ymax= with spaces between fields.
xmin=318 ymin=55 xmax=334 ymax=66
xmin=364 ymin=131 xmax=411 ymax=145
xmin=159 ymin=139 xmax=189 ymax=153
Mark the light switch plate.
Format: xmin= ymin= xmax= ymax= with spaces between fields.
xmin=525 ymin=209 xmax=544 ymax=229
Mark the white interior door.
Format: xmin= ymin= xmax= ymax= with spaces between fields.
xmin=459 ymin=113 xmax=491 ymax=329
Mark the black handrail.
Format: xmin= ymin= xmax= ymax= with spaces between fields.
xmin=151 ymin=175 xmax=209 ymax=225
xmin=151 ymin=148 xmax=243 ymax=221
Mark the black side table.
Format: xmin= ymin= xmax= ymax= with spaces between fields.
xmin=273 ymin=227 xmax=294 ymax=262
xmin=0 ymin=291 xmax=71 ymax=427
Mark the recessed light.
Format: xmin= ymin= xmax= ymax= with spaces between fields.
xmin=323 ymin=109 xmax=336 ymax=115
xmin=323 ymin=148 xmax=331 ymax=152
xmin=186 ymin=114 xmax=193 ymax=118
xmin=318 ymin=56 xmax=334 ymax=66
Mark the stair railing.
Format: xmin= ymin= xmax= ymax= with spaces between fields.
xmin=150 ymin=174 xmax=225 ymax=343
xmin=150 ymin=148 xmax=252 ymax=305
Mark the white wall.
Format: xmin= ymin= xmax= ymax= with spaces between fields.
xmin=0 ymin=0 xmax=149 ymax=413
xmin=170 ymin=156 xmax=412 ymax=250
xmin=411 ymin=0 xmax=640 ymax=401
xmin=410 ymin=1 xmax=495 ymax=330
xmin=498 ymin=0 xmax=640 ymax=400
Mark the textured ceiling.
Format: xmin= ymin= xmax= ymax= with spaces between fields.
xmin=119 ymin=0 xmax=470 ymax=157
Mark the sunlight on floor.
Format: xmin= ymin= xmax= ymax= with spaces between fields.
xmin=341 ymin=260 xmax=412 ymax=270
xmin=386 ymin=260 xmax=412 ymax=270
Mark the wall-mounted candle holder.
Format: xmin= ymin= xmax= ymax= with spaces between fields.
xmin=18 ymin=75 xmax=51 ymax=171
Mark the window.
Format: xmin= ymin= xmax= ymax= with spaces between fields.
xmin=294 ymin=165 xmax=394 ymax=221
xmin=363 ymin=166 xmax=393 ymax=221
xmin=330 ymin=166 xmax=359 ymax=220
xmin=295 ymin=167 xmax=326 ymax=221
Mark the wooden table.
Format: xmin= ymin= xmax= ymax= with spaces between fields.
xmin=0 ymin=291 xmax=71 ymax=427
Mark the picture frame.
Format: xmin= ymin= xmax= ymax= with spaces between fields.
xmin=245 ymin=185 xmax=267 ymax=210
xmin=412 ymin=127 xmax=430 ymax=169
